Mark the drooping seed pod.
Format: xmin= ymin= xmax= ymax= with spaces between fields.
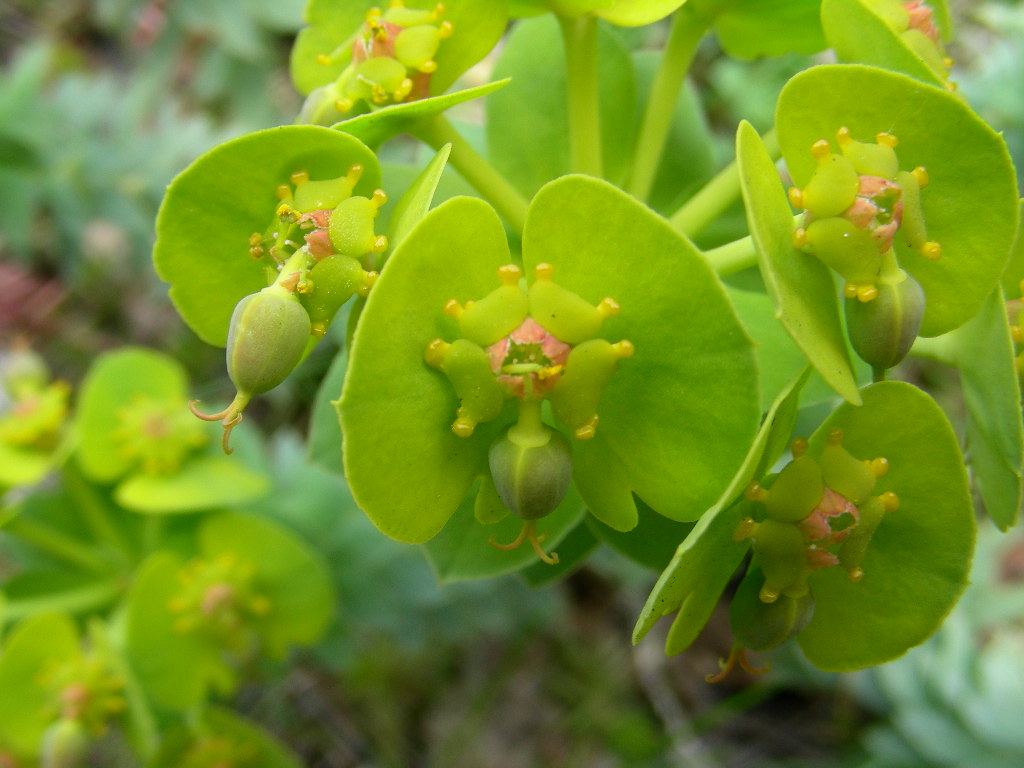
xmin=845 ymin=270 xmax=925 ymax=370
xmin=191 ymin=286 xmax=311 ymax=453
xmin=41 ymin=717 xmax=89 ymax=768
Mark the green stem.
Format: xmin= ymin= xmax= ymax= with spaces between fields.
xmin=558 ymin=13 xmax=602 ymax=177
xmin=413 ymin=115 xmax=529 ymax=236
xmin=669 ymin=128 xmax=780 ymax=237
xmin=509 ymin=398 xmax=547 ymax=447
xmin=2 ymin=515 xmax=111 ymax=574
xmin=625 ymin=4 xmax=715 ymax=200
xmin=703 ymin=235 xmax=757 ymax=276
xmin=63 ymin=464 xmax=132 ymax=556
xmin=872 ymin=366 xmax=887 ymax=383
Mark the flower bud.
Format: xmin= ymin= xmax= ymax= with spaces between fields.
xmin=488 ymin=425 xmax=572 ymax=520
xmin=845 ymin=270 xmax=925 ymax=370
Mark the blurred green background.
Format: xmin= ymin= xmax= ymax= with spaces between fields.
xmin=2 ymin=0 xmax=1023 ymax=765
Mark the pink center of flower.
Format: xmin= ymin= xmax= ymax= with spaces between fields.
xmin=904 ymin=0 xmax=940 ymax=42
xmin=798 ymin=487 xmax=861 ymax=569
xmin=842 ymin=175 xmax=904 ymax=252
xmin=486 ymin=317 xmax=571 ymax=399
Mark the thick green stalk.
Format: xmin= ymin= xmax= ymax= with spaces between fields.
xmin=1 ymin=578 xmax=122 ymax=623
xmin=626 ymin=4 xmax=715 ymax=200
xmin=413 ymin=115 xmax=529 ymax=236
xmin=559 ymin=13 xmax=602 ymax=177
xmin=670 ymin=128 xmax=780 ymax=237
xmin=703 ymin=235 xmax=757 ymax=276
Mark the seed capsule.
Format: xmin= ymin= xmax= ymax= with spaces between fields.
xmin=488 ymin=425 xmax=572 ymax=521
xmin=845 ymin=270 xmax=925 ymax=370
xmin=730 ymin=566 xmax=816 ymax=653
xmin=191 ymin=286 xmax=311 ymax=453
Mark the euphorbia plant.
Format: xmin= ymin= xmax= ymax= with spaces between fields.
xmin=4 ymin=4 xmax=1023 ymax=762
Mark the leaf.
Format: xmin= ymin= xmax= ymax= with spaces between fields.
xmin=307 ymin=346 xmax=347 ymax=475
xmin=593 ymin=0 xmax=685 ymax=27
xmin=74 ymin=348 xmax=191 ymax=483
xmin=485 ymin=17 xmax=636 ymax=196
xmin=331 ymin=80 xmax=510 ymax=149
xmin=587 ymin=498 xmax=694 ymax=572
xmin=114 ymin=455 xmax=269 ymax=514
xmin=340 ymin=197 xmax=512 ymax=543
xmin=928 ymin=288 xmax=1023 ymax=531
xmin=821 ymin=0 xmax=950 ymax=88
xmin=736 ymin=119 xmax=862 ymax=405
xmin=776 ymin=64 xmax=1020 ymax=337
xmin=1001 ymin=200 xmax=1024 ymax=297
xmin=154 ymin=126 xmax=381 ymax=346
xmin=422 ymin=483 xmax=585 ymax=583
xmin=715 ymin=0 xmax=827 ymax=59
xmin=797 ymin=381 xmax=976 ymax=672
xmin=385 ymin=143 xmax=451 ymax=252
xmin=632 ymin=369 xmax=810 ymax=652
xmin=523 ymin=175 xmax=761 ymax=523
xmin=0 ymin=442 xmax=53 ymax=488
xmin=0 ymin=612 xmax=80 ymax=757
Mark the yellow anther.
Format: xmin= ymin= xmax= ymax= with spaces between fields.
xmin=369 ymin=189 xmax=388 ymax=209
xmin=498 ymin=263 xmax=522 ymax=286
xmin=296 ymin=277 xmax=313 ymax=295
xmin=921 ymin=242 xmax=941 ymax=260
xmin=875 ymin=132 xmax=898 ymax=148
xmin=857 ymin=284 xmax=879 ymax=302
xmin=335 ymin=98 xmax=354 ymax=113
xmin=537 ymin=365 xmax=562 ymax=381
xmin=733 ymin=517 xmax=757 ymax=542
xmin=346 ymin=164 xmax=364 ymax=186
xmin=791 ymin=436 xmax=809 ymax=457
xmin=611 ymin=340 xmax=635 ymax=359
xmin=424 ymin=338 xmax=448 ymax=367
xmin=438 ymin=20 xmax=454 ymax=38
xmin=788 ymin=186 xmax=805 ymax=209
xmin=811 ymin=139 xmax=831 ymax=159
xmin=792 ymin=227 xmax=808 ymax=249
xmin=275 ymin=202 xmax=295 ymax=219
xmin=836 ymin=126 xmax=851 ymax=146
xmin=388 ymin=0 xmax=403 ymax=7
xmin=248 ymin=232 xmax=262 ymax=246
xmin=844 ymin=283 xmax=860 ymax=299
xmin=311 ymin=322 xmax=327 ymax=338
xmin=597 ymin=297 xmax=620 ymax=318
xmin=745 ymin=480 xmax=767 ymax=502
xmin=759 ymin=584 xmax=780 ymax=604
xmin=534 ymin=262 xmax=554 ymax=281
xmin=574 ymin=414 xmax=599 ymax=440
xmin=316 ymin=54 xmax=332 ymax=66
xmin=443 ymin=299 xmax=464 ymax=319
xmin=452 ymin=414 xmax=475 ymax=438
xmin=394 ymin=78 xmax=415 ymax=101
xmin=372 ymin=235 xmax=389 ymax=254
xmin=827 ymin=428 xmax=844 ymax=446
xmin=357 ymin=271 xmax=378 ymax=297
xmin=912 ymin=166 xmax=929 ymax=187
xmin=848 ymin=566 xmax=865 ymax=583
xmin=943 ymin=57 xmax=954 ymax=69
xmin=275 ymin=185 xmax=291 ymax=201
xmin=371 ymin=86 xmax=388 ymax=104
xmin=867 ymin=457 xmax=890 ymax=478
xmin=279 ymin=271 xmax=301 ymax=293
xmin=1012 ymin=325 xmax=1023 ymax=344
xmin=290 ymin=170 xmax=309 ymax=187
xmin=366 ymin=7 xmax=383 ymax=22
xmin=879 ymin=491 xmax=899 ymax=512
xmin=419 ymin=60 xmax=438 ymax=74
